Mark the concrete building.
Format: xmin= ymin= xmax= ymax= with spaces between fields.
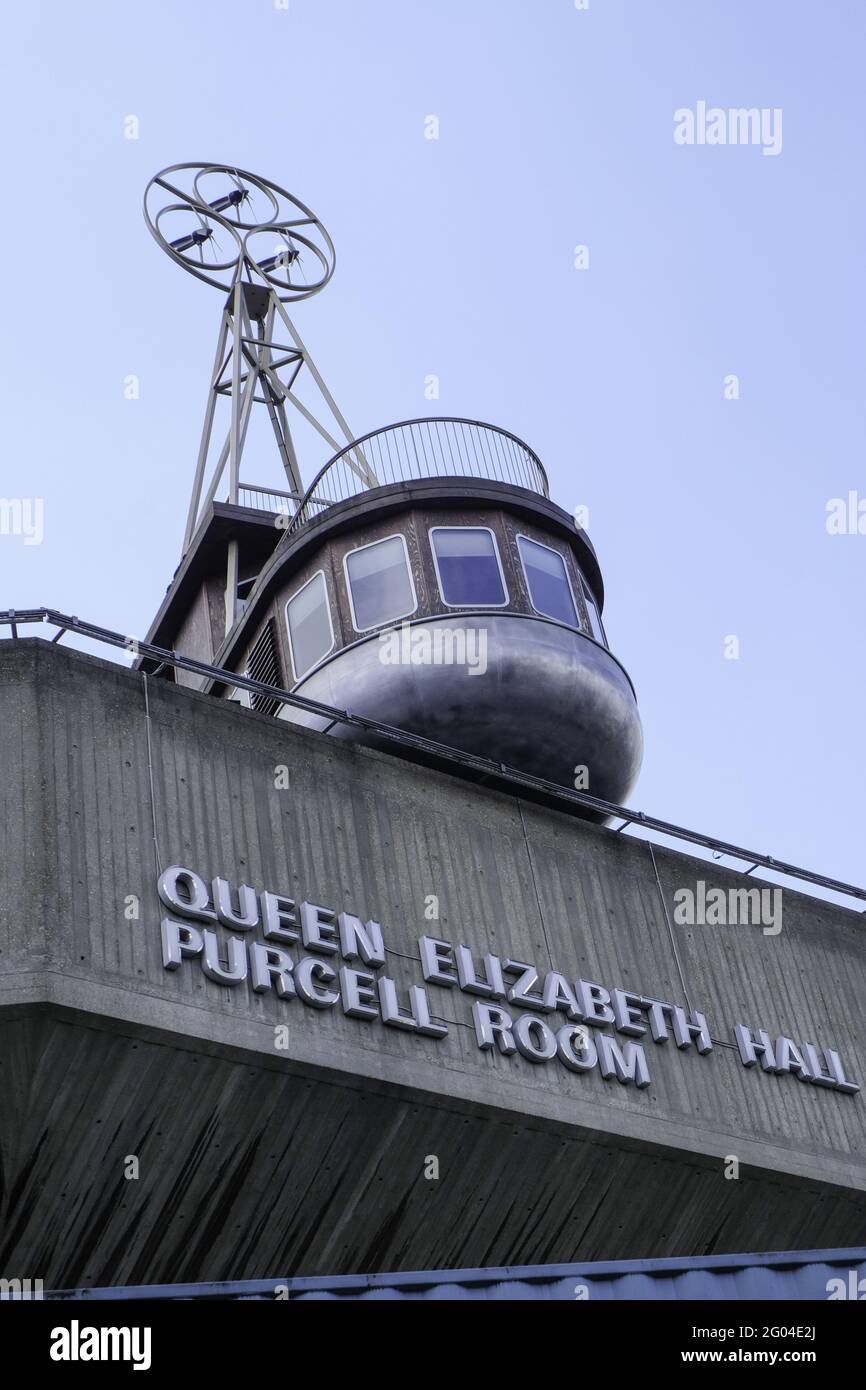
xmin=1 ymin=165 xmax=863 ymax=1298
xmin=0 ymin=629 xmax=863 ymax=1292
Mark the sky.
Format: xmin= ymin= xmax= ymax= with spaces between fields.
xmin=1 ymin=0 xmax=863 ymax=901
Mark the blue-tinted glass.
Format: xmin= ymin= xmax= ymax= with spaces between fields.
xmin=518 ymin=537 xmax=578 ymax=626
xmin=433 ymin=529 xmax=506 ymax=605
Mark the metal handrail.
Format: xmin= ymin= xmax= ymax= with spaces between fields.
xmin=1 ymin=607 xmax=864 ymax=913
xmin=238 ymin=485 xmax=296 ymax=514
xmin=286 ymin=418 xmax=550 ymax=535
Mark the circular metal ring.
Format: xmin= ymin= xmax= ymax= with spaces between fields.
xmin=144 ymin=162 xmax=336 ymax=300
xmin=243 ymin=226 xmax=334 ymax=301
xmin=153 ymin=202 xmax=244 ymax=279
xmin=192 ymin=165 xmax=280 ymax=231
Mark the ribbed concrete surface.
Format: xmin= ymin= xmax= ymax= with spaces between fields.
xmin=0 ymin=640 xmax=864 ymax=1287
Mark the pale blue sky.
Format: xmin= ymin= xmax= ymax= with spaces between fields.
xmin=1 ymin=1 xmax=863 ymax=897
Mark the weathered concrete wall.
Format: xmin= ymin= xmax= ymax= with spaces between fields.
xmin=0 ymin=639 xmax=864 ymax=1286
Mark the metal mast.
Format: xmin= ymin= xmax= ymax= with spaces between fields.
xmin=144 ymin=163 xmax=376 ymax=631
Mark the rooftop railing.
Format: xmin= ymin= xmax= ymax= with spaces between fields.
xmin=285 ymin=418 xmax=549 ymax=536
xmin=238 ymin=484 xmax=297 ymax=515
xmin=1 ymin=607 xmax=864 ymax=915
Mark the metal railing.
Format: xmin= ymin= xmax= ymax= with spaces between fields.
xmin=286 ymin=418 xmax=549 ymax=535
xmin=238 ymin=484 xmax=297 ymax=515
xmin=1 ymin=607 xmax=864 ymax=915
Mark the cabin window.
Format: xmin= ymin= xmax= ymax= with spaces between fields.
xmin=285 ymin=571 xmax=335 ymax=680
xmin=430 ymin=527 xmax=508 ymax=606
xmin=580 ymin=574 xmax=607 ymax=646
xmin=517 ymin=535 xmax=579 ymax=627
xmin=344 ymin=534 xmax=417 ymax=631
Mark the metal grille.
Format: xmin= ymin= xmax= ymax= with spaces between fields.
xmin=245 ymin=620 xmax=283 ymax=716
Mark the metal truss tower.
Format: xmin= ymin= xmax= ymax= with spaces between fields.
xmin=144 ymin=163 xmax=375 ymax=630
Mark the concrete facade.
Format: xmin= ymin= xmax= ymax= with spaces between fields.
xmin=1 ymin=639 xmax=864 ymax=1289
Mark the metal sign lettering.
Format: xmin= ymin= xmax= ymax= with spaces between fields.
xmin=156 ymin=865 xmax=859 ymax=1096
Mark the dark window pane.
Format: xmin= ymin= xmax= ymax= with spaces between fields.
xmin=346 ymin=535 xmax=415 ymax=630
xmin=518 ymin=536 xmax=578 ymax=626
xmin=432 ymin=528 xmax=506 ymax=605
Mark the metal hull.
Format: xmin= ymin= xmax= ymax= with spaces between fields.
xmin=284 ymin=614 xmax=643 ymax=813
